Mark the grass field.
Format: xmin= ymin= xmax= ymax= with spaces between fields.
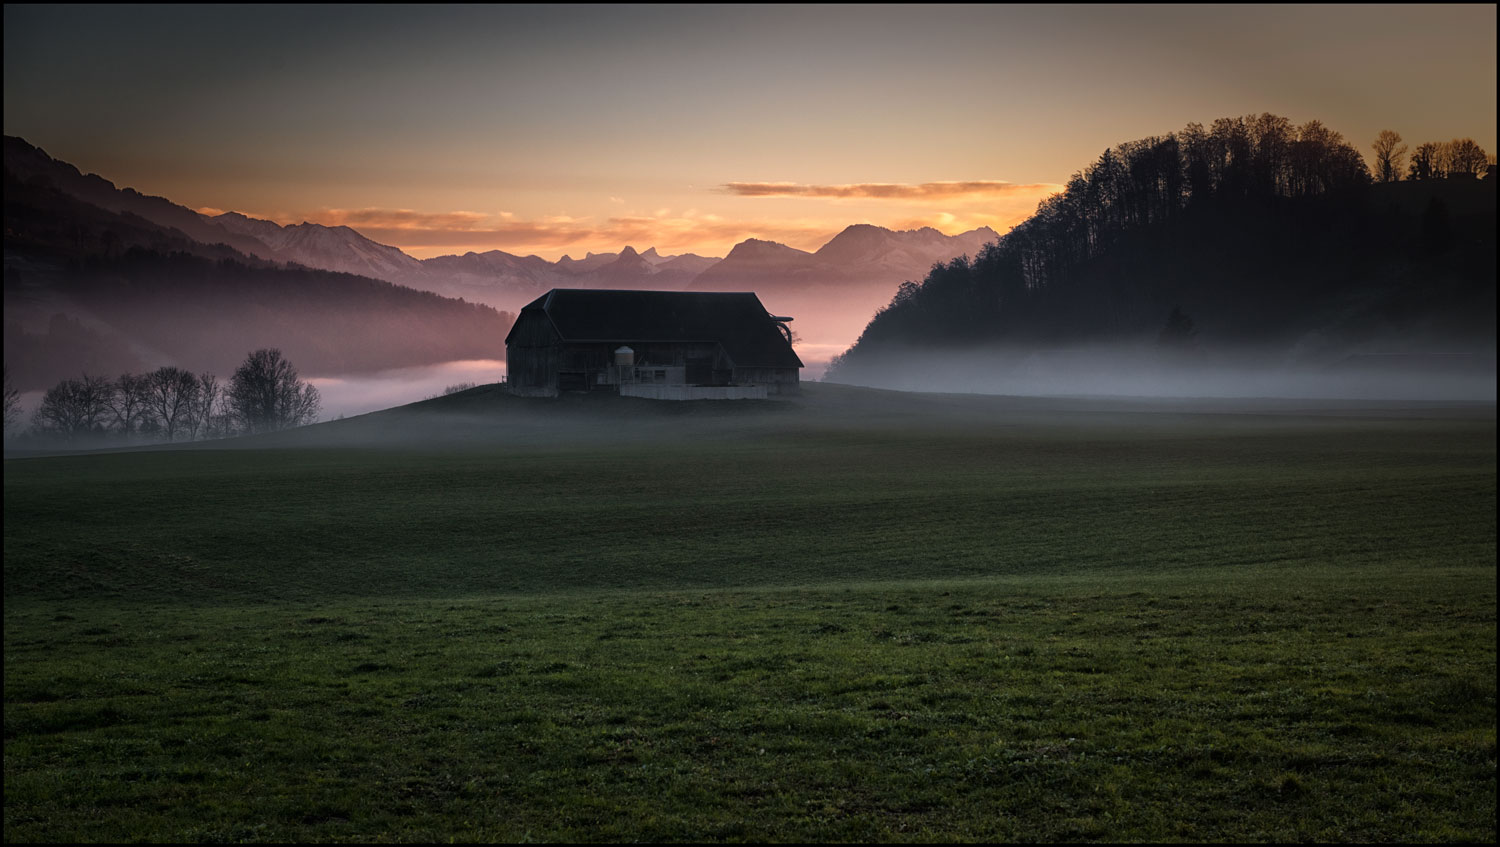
xmin=4 ymin=383 xmax=1496 ymax=841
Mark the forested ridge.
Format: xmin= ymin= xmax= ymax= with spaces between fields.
xmin=828 ymin=115 xmax=1495 ymax=380
xmin=3 ymin=169 xmax=514 ymax=390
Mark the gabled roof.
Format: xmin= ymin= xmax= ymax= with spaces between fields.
xmin=506 ymin=289 xmax=803 ymax=369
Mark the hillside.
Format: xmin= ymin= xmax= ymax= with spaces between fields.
xmin=828 ymin=115 xmax=1496 ymax=384
xmin=1 ymin=136 xmax=278 ymax=260
xmin=3 ymin=152 xmax=515 ymax=390
xmin=4 ymin=135 xmax=1010 ymax=379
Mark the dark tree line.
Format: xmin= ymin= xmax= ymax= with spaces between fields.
xmin=1405 ymin=137 xmax=1491 ymax=181
xmin=828 ymin=114 xmax=1495 ymax=378
xmin=16 ymin=348 xmax=320 ymax=443
xmin=1372 ymin=130 xmax=1492 ymax=183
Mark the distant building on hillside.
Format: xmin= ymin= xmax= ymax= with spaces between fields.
xmin=504 ymin=289 xmax=802 ymax=399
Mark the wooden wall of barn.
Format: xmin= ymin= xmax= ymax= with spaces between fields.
xmin=506 ymin=312 xmax=561 ymax=396
xmin=556 ymin=342 xmax=731 ymax=390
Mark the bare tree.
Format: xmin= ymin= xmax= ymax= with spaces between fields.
xmin=211 ymin=389 xmax=238 ymax=439
xmin=1408 ymin=142 xmax=1440 ymax=180
xmin=32 ymin=374 xmax=114 ymax=439
xmin=228 ymin=349 xmax=320 ymax=433
xmin=108 ymin=372 xmax=150 ymax=438
xmin=188 ymin=372 xmax=221 ymax=441
xmin=1371 ymin=130 xmax=1407 ymax=183
xmin=3 ymin=364 xmax=19 ymax=436
xmin=1443 ymin=138 xmax=1488 ymax=178
xmin=1288 ymin=120 xmax=1368 ymax=196
xmin=142 ymin=366 xmax=201 ymax=442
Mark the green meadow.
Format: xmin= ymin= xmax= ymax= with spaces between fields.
xmin=4 ymin=384 xmax=1495 ymax=842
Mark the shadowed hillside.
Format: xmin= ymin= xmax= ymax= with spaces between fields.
xmin=829 ymin=115 xmax=1496 ymax=387
xmin=3 ymin=160 xmax=515 ymax=391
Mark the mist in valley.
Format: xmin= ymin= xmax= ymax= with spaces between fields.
xmin=824 ymin=343 xmax=1498 ymax=404
xmin=306 ymin=359 xmax=508 ymax=420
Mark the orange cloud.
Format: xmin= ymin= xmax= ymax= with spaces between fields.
xmin=722 ymin=180 xmax=1063 ymax=200
xmin=301 ymin=207 xmax=496 ymax=231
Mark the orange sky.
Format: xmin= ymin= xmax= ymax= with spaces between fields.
xmin=202 ymin=180 xmax=1064 ymax=259
xmin=6 ymin=5 xmax=1496 ymax=261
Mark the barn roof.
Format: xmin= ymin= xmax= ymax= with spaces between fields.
xmin=506 ymin=289 xmax=803 ymax=369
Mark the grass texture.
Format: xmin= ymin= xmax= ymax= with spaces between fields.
xmin=5 ymin=385 xmax=1495 ymax=841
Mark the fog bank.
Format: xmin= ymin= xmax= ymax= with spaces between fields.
xmin=827 ymin=346 xmax=1497 ymax=403
xmin=307 ymin=359 xmax=507 ymax=420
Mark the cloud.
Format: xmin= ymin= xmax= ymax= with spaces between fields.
xmin=722 ymin=180 xmax=1063 ymax=200
xmin=305 ymin=208 xmax=495 ymax=231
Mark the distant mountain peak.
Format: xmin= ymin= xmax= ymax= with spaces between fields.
xmin=813 ymin=222 xmax=999 ymax=264
xmin=723 ymin=238 xmax=812 ymax=262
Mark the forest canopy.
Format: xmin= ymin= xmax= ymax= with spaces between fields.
xmin=828 ymin=114 xmax=1495 ymax=381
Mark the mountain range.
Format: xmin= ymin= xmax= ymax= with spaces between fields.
xmin=3 ymin=138 xmax=509 ymax=390
xmin=202 ymin=208 xmax=996 ymax=356
xmin=3 ymin=135 xmax=999 ymax=388
xmin=198 ymin=206 xmax=996 ymax=344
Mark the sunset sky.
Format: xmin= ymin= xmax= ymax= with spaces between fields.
xmin=5 ymin=4 xmax=1496 ymax=260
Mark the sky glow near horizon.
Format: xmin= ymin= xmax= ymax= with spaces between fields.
xmin=4 ymin=4 xmax=1496 ymax=260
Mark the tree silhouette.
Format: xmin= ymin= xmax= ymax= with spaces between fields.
xmin=823 ymin=113 xmax=1446 ymax=383
xmin=107 ymin=372 xmax=150 ymax=436
xmin=1371 ymin=130 xmax=1407 ymax=183
xmin=1408 ymin=142 xmax=1440 ymax=180
xmin=228 ymin=349 xmax=320 ymax=434
xmin=32 ymin=374 xmax=113 ymax=438
xmin=143 ymin=366 xmax=201 ymax=442
xmin=1443 ymin=138 xmax=1488 ymax=178
xmin=189 ymin=372 xmax=221 ymax=441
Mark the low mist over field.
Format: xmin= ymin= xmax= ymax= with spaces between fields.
xmin=4 ymin=5 xmax=1496 ymax=843
xmin=306 ymin=359 xmax=507 ymax=420
xmin=827 ymin=346 xmax=1498 ymax=403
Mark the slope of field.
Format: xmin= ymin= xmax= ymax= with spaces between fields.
xmin=4 ymin=384 xmax=1495 ymax=841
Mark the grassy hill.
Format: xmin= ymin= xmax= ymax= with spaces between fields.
xmin=4 ymin=383 xmax=1495 ymax=841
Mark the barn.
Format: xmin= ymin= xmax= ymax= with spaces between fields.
xmin=504 ymin=289 xmax=803 ymax=399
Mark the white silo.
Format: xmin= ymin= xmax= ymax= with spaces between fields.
xmin=615 ymin=346 xmax=635 ymax=384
